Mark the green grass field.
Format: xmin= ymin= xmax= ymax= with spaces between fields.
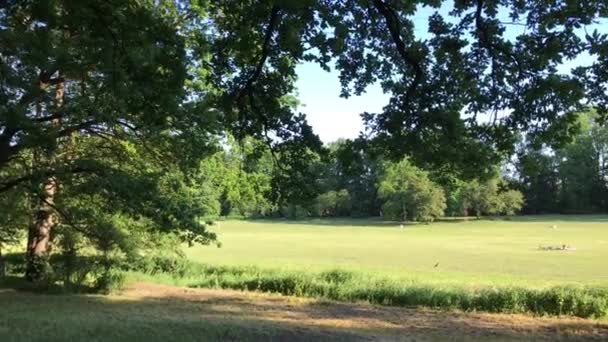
xmin=3 ymin=216 xmax=608 ymax=341
xmin=185 ymin=216 xmax=608 ymax=287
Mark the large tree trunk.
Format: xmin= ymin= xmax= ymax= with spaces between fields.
xmin=25 ymin=76 xmax=64 ymax=282
xmin=25 ymin=176 xmax=58 ymax=281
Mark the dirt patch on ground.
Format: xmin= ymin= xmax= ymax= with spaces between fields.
xmin=121 ymin=282 xmax=608 ymax=341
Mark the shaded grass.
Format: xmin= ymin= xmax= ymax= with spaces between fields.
xmin=0 ymin=289 xmax=355 ymax=342
xmin=4 ymin=283 xmax=607 ymax=342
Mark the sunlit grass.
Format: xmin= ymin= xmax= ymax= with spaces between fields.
xmin=185 ymin=216 xmax=608 ymax=287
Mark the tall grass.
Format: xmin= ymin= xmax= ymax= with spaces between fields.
xmin=3 ymin=252 xmax=606 ymax=318
xmin=126 ymin=256 xmax=608 ymax=319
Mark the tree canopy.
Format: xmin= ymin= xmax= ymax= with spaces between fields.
xmin=206 ymin=0 xmax=608 ymax=177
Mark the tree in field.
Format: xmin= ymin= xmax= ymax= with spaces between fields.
xmin=271 ymin=144 xmax=325 ymax=218
xmin=332 ymin=139 xmax=383 ymax=217
xmin=556 ymin=111 xmax=608 ymax=213
xmin=214 ymin=137 xmax=274 ymax=217
xmin=462 ymin=179 xmax=501 ymax=217
xmin=379 ymin=160 xmax=446 ymax=222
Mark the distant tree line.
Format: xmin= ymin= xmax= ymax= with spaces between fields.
xmin=205 ymin=136 xmax=525 ymax=222
xmin=510 ymin=110 xmax=608 ymax=214
xmin=210 ymin=110 xmax=608 ymax=221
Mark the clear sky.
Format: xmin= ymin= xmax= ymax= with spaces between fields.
xmin=294 ymin=62 xmax=387 ymax=143
xmin=294 ymin=4 xmax=605 ymax=143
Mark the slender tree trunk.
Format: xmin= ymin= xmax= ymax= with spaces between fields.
xmin=25 ymin=76 xmax=64 ymax=282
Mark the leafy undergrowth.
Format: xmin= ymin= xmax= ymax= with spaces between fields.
xmin=124 ymin=256 xmax=608 ymax=319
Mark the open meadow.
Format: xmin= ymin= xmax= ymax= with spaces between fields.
xmin=3 ymin=216 xmax=608 ymax=341
xmin=185 ymin=216 xmax=608 ymax=287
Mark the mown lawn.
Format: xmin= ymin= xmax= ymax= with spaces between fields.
xmin=185 ymin=216 xmax=608 ymax=287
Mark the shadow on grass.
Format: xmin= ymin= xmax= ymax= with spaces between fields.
xmin=0 ymin=275 xmax=25 ymax=289
xmin=0 ymin=274 xmax=99 ymax=295
xmin=1 ymin=283 xmax=607 ymax=342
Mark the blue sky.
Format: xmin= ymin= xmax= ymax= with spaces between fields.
xmin=295 ymin=3 xmax=606 ymax=143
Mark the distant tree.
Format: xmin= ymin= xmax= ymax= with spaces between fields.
xmin=379 ymin=160 xmax=446 ymax=222
xmin=499 ymin=190 xmax=525 ymax=216
xmin=328 ymin=139 xmax=383 ymax=216
xmin=513 ymin=109 xmax=608 ymax=214
xmin=271 ymin=144 xmax=325 ymax=219
xmin=316 ymin=189 xmax=351 ymax=217
xmin=462 ymin=175 xmax=524 ymax=216
xmin=214 ymin=137 xmax=274 ymax=218
xmin=462 ymin=179 xmax=502 ymax=217
xmin=514 ymin=148 xmax=561 ymax=214
xmin=556 ymin=111 xmax=608 ymax=213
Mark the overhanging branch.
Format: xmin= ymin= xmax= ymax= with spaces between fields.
xmin=0 ymin=165 xmax=100 ymax=193
xmin=371 ymin=0 xmax=423 ymax=108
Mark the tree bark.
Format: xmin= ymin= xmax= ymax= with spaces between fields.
xmin=25 ymin=176 xmax=58 ymax=281
xmin=25 ymin=76 xmax=64 ymax=282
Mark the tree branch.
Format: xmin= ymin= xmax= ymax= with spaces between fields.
xmin=0 ymin=165 xmax=99 ymax=193
xmin=235 ymin=5 xmax=281 ymax=104
xmin=371 ymin=0 xmax=423 ymax=108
